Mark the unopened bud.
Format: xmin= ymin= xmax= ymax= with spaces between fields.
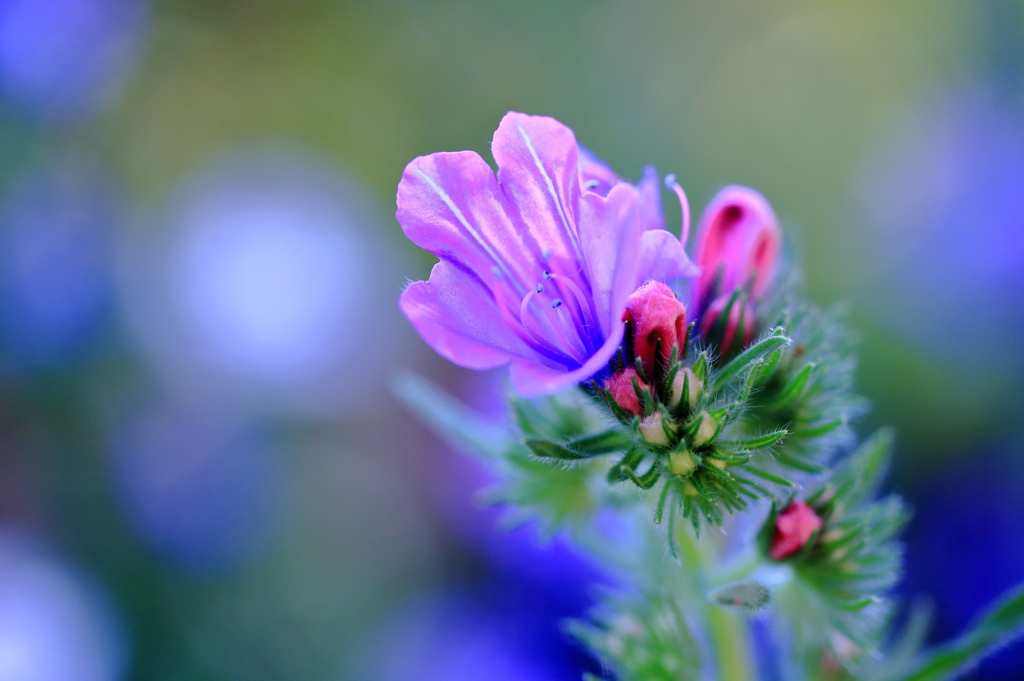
xmin=669 ymin=367 xmax=703 ymax=410
xmin=691 ymin=411 xmax=718 ymax=447
xmin=669 ymin=448 xmax=698 ymax=476
xmin=639 ymin=412 xmax=671 ymax=447
xmin=622 ymin=281 xmax=688 ymax=378
xmin=769 ymin=500 xmax=823 ymax=561
xmin=700 ymin=293 xmax=755 ymax=355
xmin=693 ymin=185 xmax=781 ymax=312
xmin=605 ymin=367 xmax=648 ymax=416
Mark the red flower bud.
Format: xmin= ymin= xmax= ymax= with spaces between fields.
xmin=622 ymin=281 xmax=688 ymax=378
xmin=694 ymin=186 xmax=781 ymax=312
xmin=769 ymin=500 xmax=823 ymax=561
xmin=699 ymin=293 xmax=756 ymax=355
xmin=605 ymin=367 xmax=648 ymax=416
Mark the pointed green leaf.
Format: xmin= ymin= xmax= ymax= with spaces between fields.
xmin=718 ymin=429 xmax=788 ymax=452
xmin=524 ymin=438 xmax=589 ymax=460
xmin=880 ymin=581 xmax=1024 ymax=681
xmin=743 ymin=466 xmax=796 ymax=487
xmin=569 ymin=429 xmax=633 ymax=455
xmin=800 ymin=417 xmax=844 ymax=438
xmin=749 ymin=341 xmax=784 ymax=387
xmin=391 ymin=371 xmax=508 ymax=460
xmin=712 ymin=331 xmax=792 ymax=394
xmin=834 ymin=428 xmax=895 ymax=508
xmin=772 ymin=362 xmax=816 ymax=410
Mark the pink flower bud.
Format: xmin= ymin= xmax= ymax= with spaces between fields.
xmin=769 ymin=500 xmax=823 ymax=561
xmin=699 ymin=293 xmax=756 ymax=355
xmin=694 ymin=186 xmax=781 ymax=312
xmin=605 ymin=367 xmax=648 ymax=416
xmin=622 ymin=281 xmax=688 ymax=378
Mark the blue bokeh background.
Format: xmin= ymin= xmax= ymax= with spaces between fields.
xmin=0 ymin=1 xmax=1022 ymax=679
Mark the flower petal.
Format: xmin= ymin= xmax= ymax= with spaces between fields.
xmin=397 ymin=150 xmax=542 ymax=303
xmin=578 ymin=145 xmax=619 ymax=196
xmin=509 ymin=320 xmax=625 ymax=397
xmin=638 ymin=166 xmax=665 ymax=232
xmin=578 ymin=182 xmax=645 ymax=337
xmin=492 ymin=112 xmax=584 ymax=269
xmin=399 ymin=260 xmax=541 ymax=370
xmin=635 ymin=229 xmax=700 ymax=288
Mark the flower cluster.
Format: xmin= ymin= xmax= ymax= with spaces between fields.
xmin=398 ymin=113 xmax=815 ymax=532
xmin=395 ymin=112 xmax=1024 ymax=681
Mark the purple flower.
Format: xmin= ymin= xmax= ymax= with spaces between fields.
xmin=398 ymin=112 xmax=697 ymax=396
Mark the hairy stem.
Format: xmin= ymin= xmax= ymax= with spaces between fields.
xmin=675 ymin=527 xmax=754 ymax=681
xmin=708 ymin=607 xmax=754 ymax=681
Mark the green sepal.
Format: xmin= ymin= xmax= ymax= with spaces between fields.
xmin=609 ymin=447 xmax=662 ymax=489
xmin=608 ymin=447 xmax=644 ymax=483
xmin=708 ymin=288 xmax=743 ymax=348
xmin=692 ymin=351 xmax=709 ymax=382
xmin=633 ymin=354 xmax=649 ymax=384
xmin=620 ymin=462 xmax=662 ymax=490
xmin=653 ymin=479 xmax=672 ymax=524
xmin=757 ymin=499 xmax=781 ymax=557
xmin=631 ymin=374 xmax=656 ymax=416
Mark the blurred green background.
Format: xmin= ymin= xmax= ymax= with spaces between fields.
xmin=0 ymin=1 xmax=1022 ymax=679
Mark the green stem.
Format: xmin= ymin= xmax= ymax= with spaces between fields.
xmin=708 ymin=607 xmax=754 ymax=681
xmin=675 ymin=527 xmax=754 ymax=681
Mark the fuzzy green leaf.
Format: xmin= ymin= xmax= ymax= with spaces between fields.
xmin=493 ymin=450 xmax=600 ymax=535
xmin=718 ymin=428 xmax=788 ymax=452
xmin=391 ymin=371 xmax=508 ymax=460
xmin=880 ymin=581 xmax=1024 ymax=681
xmin=524 ymin=438 xmax=590 ymax=460
xmin=571 ymin=429 xmax=634 ymax=455
xmin=743 ymin=466 xmax=796 ymax=487
xmin=712 ymin=330 xmax=792 ymax=394
xmin=772 ymin=361 xmax=816 ymax=410
xmin=570 ymin=590 xmax=703 ymax=681
xmin=833 ymin=427 xmax=895 ymax=509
